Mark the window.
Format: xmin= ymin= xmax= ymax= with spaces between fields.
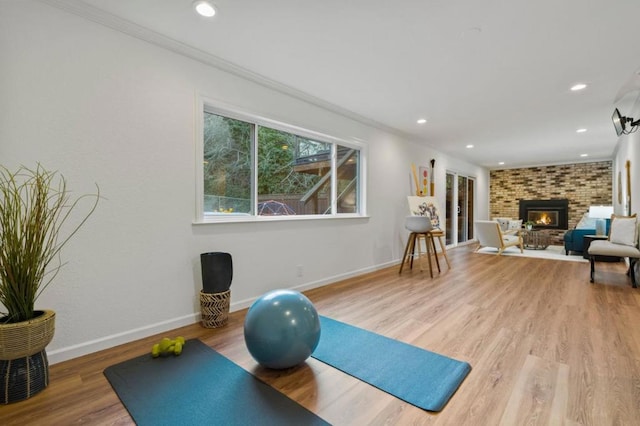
xmin=198 ymin=103 xmax=365 ymax=221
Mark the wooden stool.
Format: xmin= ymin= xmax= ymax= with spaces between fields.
xmin=399 ymin=231 xmax=440 ymax=277
xmin=428 ymin=229 xmax=451 ymax=269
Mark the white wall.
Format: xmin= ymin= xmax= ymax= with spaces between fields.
xmin=613 ymin=90 xmax=640 ymax=216
xmin=0 ymin=1 xmax=488 ymax=363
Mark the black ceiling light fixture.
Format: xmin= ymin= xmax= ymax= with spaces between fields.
xmin=612 ymin=108 xmax=640 ymax=136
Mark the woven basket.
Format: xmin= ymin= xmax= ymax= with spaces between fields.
xmin=0 ymin=349 xmax=49 ymax=404
xmin=0 ymin=310 xmax=56 ymax=360
xmin=200 ymin=290 xmax=230 ymax=328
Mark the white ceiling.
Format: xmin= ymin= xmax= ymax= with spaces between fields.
xmin=48 ymin=0 xmax=640 ymax=169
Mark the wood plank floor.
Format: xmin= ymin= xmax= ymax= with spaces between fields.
xmin=4 ymin=246 xmax=640 ymax=425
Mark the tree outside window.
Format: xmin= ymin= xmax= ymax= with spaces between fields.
xmin=203 ymin=110 xmax=361 ymax=218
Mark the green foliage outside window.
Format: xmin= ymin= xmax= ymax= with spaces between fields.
xmin=203 ymin=110 xmax=359 ymax=216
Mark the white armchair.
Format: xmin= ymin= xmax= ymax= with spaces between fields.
xmin=494 ymin=217 xmax=522 ymax=236
xmin=475 ymin=220 xmax=524 ymax=255
xmin=588 ymin=214 xmax=640 ymax=288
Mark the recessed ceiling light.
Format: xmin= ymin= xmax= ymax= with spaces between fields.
xmin=576 ymin=128 xmax=587 ymax=133
xmin=570 ymin=83 xmax=587 ymax=91
xmin=417 ymin=118 xmax=427 ymax=124
xmin=194 ymin=1 xmax=216 ymax=17
xmin=466 ymin=144 xmax=474 ymax=149
xmin=498 ymin=161 xmax=505 ymax=165
xmin=580 ymin=153 xmax=589 ymax=157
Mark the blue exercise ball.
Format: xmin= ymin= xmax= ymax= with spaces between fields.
xmin=244 ymin=289 xmax=321 ymax=369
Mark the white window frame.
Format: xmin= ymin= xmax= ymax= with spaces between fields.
xmin=194 ymin=97 xmax=367 ymax=223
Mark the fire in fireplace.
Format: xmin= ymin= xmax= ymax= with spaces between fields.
xmin=519 ymin=199 xmax=569 ymax=230
xmin=528 ymin=210 xmax=558 ymax=226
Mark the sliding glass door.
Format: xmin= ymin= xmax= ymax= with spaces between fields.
xmin=446 ymin=174 xmax=454 ymax=245
xmin=445 ymin=171 xmax=475 ymax=245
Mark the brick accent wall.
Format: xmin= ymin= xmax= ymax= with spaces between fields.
xmin=490 ymin=161 xmax=612 ymax=245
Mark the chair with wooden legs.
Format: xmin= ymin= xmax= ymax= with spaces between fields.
xmin=474 ymin=220 xmax=524 ymax=254
xmin=406 ymin=196 xmax=451 ymax=270
xmin=428 ymin=229 xmax=450 ymax=269
xmin=399 ymin=216 xmax=440 ymax=277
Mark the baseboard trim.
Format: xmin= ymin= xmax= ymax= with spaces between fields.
xmin=229 ymin=259 xmax=398 ymax=310
xmin=47 ymin=313 xmax=199 ymax=364
xmin=47 ymin=260 xmax=398 ymax=364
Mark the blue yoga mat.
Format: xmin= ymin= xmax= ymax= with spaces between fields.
xmin=312 ymin=316 xmax=471 ymax=412
xmin=104 ymin=339 xmax=329 ymax=426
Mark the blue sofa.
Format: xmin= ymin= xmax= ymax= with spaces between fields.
xmin=563 ymin=219 xmax=610 ymax=255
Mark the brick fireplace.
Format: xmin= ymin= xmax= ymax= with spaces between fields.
xmin=519 ymin=199 xmax=569 ymax=230
xmin=490 ymin=161 xmax=612 ymax=245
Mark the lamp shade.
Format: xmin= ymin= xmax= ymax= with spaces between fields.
xmin=588 ymin=206 xmax=614 ymax=219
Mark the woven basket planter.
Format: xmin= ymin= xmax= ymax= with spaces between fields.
xmin=0 ymin=309 xmax=55 ymax=404
xmin=0 ymin=310 xmax=56 ymax=360
xmin=200 ymin=290 xmax=230 ymax=328
xmin=0 ymin=349 xmax=49 ymax=404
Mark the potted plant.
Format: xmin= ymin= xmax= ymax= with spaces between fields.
xmin=0 ymin=164 xmax=98 ymax=403
xmin=524 ymin=220 xmax=535 ymax=230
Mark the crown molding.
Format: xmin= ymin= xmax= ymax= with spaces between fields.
xmin=38 ymin=0 xmax=411 ymax=140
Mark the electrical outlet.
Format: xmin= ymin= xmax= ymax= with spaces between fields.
xmin=296 ymin=265 xmax=303 ymax=277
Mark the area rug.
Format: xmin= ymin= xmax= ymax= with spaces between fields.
xmin=476 ymin=244 xmax=587 ymax=262
xmin=104 ymin=339 xmax=329 ymax=426
xmin=311 ymin=316 xmax=471 ymax=412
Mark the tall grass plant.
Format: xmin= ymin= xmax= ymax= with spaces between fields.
xmin=0 ymin=165 xmax=98 ymax=323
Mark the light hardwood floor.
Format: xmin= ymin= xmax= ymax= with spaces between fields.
xmin=4 ymin=246 xmax=640 ymax=425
